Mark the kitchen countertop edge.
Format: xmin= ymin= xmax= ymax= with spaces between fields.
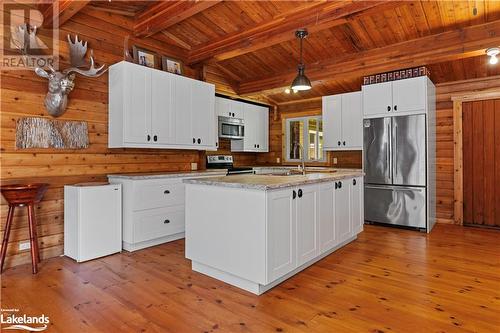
xmin=107 ymin=169 xmax=227 ymax=180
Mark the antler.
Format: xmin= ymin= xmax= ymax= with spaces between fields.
xmin=63 ymin=35 xmax=106 ymax=77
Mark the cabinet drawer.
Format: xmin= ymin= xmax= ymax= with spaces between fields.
xmin=133 ymin=179 xmax=184 ymax=210
xmin=133 ymin=207 xmax=185 ymax=243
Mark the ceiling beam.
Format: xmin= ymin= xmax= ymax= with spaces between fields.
xmin=187 ymin=0 xmax=391 ymax=65
xmin=42 ymin=0 xmax=90 ymax=27
xmin=134 ymin=0 xmax=222 ymax=38
xmin=238 ymin=20 xmax=500 ymax=96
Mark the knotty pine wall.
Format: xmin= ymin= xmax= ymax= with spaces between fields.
xmin=0 ymin=7 xmax=257 ymax=268
xmin=434 ymin=75 xmax=500 ymax=224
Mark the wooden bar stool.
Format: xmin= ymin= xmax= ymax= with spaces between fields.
xmin=1 ymin=183 xmax=48 ymax=274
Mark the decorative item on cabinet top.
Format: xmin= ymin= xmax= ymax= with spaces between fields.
xmin=132 ymin=45 xmax=159 ymax=69
xmin=16 ymin=117 xmax=89 ymax=149
xmin=363 ymin=66 xmax=430 ymax=85
xmin=12 ymin=24 xmax=107 ymax=118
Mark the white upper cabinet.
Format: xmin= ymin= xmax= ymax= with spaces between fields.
xmin=109 ymin=61 xmax=216 ymax=150
xmin=362 ymin=76 xmax=429 ymax=118
xmin=122 ymin=63 xmax=151 ymax=144
xmin=322 ymin=91 xmax=362 ymax=151
xmin=231 ymin=102 xmax=269 ymax=152
xmin=362 ymin=81 xmax=392 ymax=117
xmin=322 ymin=95 xmax=342 ymax=149
xmin=215 ymin=97 xmax=244 ymax=119
xmin=391 ymin=77 xmax=427 ymax=113
xmin=191 ymin=79 xmax=215 ymax=147
xmin=151 ymin=70 xmax=175 ymax=145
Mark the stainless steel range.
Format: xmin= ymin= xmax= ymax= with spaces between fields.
xmin=206 ymin=155 xmax=254 ymax=175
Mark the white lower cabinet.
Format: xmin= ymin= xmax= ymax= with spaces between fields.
xmin=319 ymin=182 xmax=336 ymax=252
xmin=296 ymin=184 xmax=319 ymax=266
xmin=350 ymin=177 xmax=364 ymax=234
xmin=335 ymin=179 xmax=352 ymax=244
xmin=267 ymin=188 xmax=297 ymax=282
xmin=109 ymin=172 xmax=226 ymax=251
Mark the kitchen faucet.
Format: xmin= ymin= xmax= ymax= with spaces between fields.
xmin=293 ymin=142 xmax=306 ymax=176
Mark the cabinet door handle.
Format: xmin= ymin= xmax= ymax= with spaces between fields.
xmin=335 ymin=182 xmax=338 ymax=189
xmin=192 ymin=138 xmax=196 ymax=144
xmin=338 ymin=141 xmax=341 ymax=146
xmin=197 ymin=138 xmax=201 ymax=144
xmin=147 ymin=135 xmax=151 ymax=142
xmin=343 ymin=141 xmax=346 ymax=146
xmin=387 ymin=106 xmax=391 ymax=112
xmin=164 ymin=219 xmax=170 ymax=224
xmin=153 ymin=135 xmax=158 ymax=142
xmin=257 ymin=144 xmax=260 ymax=148
xmin=298 ymin=189 xmax=303 ymax=198
xmin=339 ymin=181 xmax=342 ymax=189
xmin=292 ymin=190 xmax=297 ymax=199
xmin=164 ymin=190 xmax=170 ymax=194
xmin=353 ymin=179 xmax=356 ymax=186
xmin=394 ymin=105 xmax=398 ymax=111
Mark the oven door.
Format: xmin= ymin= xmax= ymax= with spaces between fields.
xmin=218 ymin=116 xmax=244 ymax=139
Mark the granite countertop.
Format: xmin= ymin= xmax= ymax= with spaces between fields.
xmin=107 ymin=169 xmax=227 ymax=180
xmin=183 ymin=169 xmax=363 ymax=190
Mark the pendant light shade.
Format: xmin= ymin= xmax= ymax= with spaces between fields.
xmin=291 ymin=64 xmax=312 ymax=91
xmin=290 ymin=29 xmax=312 ymax=91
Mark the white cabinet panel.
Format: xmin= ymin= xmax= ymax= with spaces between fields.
xmin=123 ymin=64 xmax=151 ymax=144
xmin=350 ymin=177 xmax=364 ymax=234
xmin=335 ymin=180 xmax=351 ymax=243
xmin=296 ymin=185 xmax=319 ymax=265
xmin=133 ymin=179 xmax=185 ymax=211
xmin=319 ymin=182 xmax=336 ymax=253
xmin=392 ymin=77 xmax=426 ymax=113
xmin=192 ymin=80 xmax=215 ymax=147
xmin=322 ymin=95 xmax=342 ymax=149
xmin=362 ymin=81 xmax=392 ymax=117
xmin=267 ymin=188 xmax=296 ymax=282
xmin=172 ymin=74 xmax=193 ymax=145
xmin=341 ymin=92 xmax=363 ymax=149
xmin=256 ymin=105 xmax=269 ymax=152
xmin=231 ymin=102 xmax=269 ymax=152
xmin=151 ymin=70 xmax=175 ymax=144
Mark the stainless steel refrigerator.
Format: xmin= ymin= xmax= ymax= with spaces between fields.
xmin=363 ymin=115 xmax=427 ymax=229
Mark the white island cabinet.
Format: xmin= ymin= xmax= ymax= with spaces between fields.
xmin=184 ymin=171 xmax=364 ymax=295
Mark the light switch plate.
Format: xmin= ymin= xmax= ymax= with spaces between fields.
xmin=19 ymin=241 xmax=31 ymax=251
xmin=191 ymin=162 xmax=197 ymax=170
xmin=333 ymin=158 xmax=338 ymax=165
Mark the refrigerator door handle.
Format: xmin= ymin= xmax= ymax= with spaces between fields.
xmin=365 ymin=185 xmax=424 ymax=192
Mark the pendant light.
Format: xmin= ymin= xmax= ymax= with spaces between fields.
xmin=291 ymin=29 xmax=312 ymax=91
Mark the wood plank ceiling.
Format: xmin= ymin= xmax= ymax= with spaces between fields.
xmin=83 ymin=0 xmax=500 ymax=104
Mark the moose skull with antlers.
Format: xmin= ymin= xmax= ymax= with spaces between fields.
xmin=13 ymin=24 xmax=106 ymax=117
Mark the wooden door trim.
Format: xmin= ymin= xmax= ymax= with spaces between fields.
xmin=451 ymin=90 xmax=500 ymax=225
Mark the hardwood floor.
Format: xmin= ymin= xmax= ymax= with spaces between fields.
xmin=1 ymin=224 xmax=499 ymax=333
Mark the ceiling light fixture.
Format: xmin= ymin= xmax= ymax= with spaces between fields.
xmin=486 ymin=47 xmax=500 ymax=65
xmin=291 ymin=29 xmax=312 ymax=91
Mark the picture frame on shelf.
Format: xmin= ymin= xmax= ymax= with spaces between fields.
xmin=132 ymin=45 xmax=158 ymax=69
xmin=161 ymin=56 xmax=183 ymax=75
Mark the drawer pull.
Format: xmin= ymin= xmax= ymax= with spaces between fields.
xmin=164 ymin=219 xmax=170 ymax=224
xmin=164 ymin=190 xmax=170 ymax=194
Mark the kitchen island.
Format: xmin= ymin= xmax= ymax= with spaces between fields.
xmin=183 ymin=169 xmax=364 ymax=295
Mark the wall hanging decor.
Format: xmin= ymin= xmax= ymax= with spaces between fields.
xmin=13 ymin=24 xmax=107 ymax=117
xmin=16 ymin=117 xmax=89 ymax=149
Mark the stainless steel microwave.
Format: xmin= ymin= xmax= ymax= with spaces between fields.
xmin=218 ymin=116 xmax=244 ymax=139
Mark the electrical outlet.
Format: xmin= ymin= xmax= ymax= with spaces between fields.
xmin=276 ymin=157 xmax=280 ymax=164
xmin=333 ymin=158 xmax=338 ymax=165
xmin=191 ymin=162 xmax=198 ymax=170
xmin=19 ymin=241 xmax=31 ymax=251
